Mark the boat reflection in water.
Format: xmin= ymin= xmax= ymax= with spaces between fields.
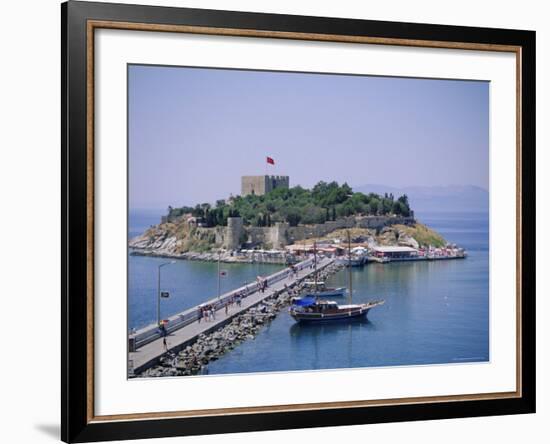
xmin=289 ymin=316 xmax=377 ymax=370
xmin=289 ymin=315 xmax=373 ymax=336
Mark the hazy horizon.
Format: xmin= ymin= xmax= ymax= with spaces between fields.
xmin=129 ymin=65 xmax=489 ymax=210
xmin=130 ymin=183 xmax=487 ymax=211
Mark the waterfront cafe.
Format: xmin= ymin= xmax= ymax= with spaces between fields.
xmin=371 ymin=245 xmax=419 ymax=259
xmin=285 ymin=244 xmax=315 ymax=253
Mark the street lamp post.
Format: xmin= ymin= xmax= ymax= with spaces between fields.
xmin=157 ymin=261 xmax=176 ymax=328
xmin=217 ymin=250 xmax=221 ymax=299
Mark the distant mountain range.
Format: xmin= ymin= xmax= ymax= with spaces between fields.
xmin=353 ymin=184 xmax=489 ymax=213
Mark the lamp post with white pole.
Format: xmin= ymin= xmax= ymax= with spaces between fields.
xmin=157 ymin=261 xmax=176 ymax=328
xmin=217 ymin=250 xmax=221 ymax=299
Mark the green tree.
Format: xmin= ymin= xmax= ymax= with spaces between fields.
xmin=192 ymin=204 xmax=204 ymax=218
xmin=392 ymin=201 xmax=403 ymax=215
xmin=284 ymin=208 xmax=302 ymax=226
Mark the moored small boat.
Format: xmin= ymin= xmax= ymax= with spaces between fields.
xmin=316 ymin=286 xmax=346 ymax=297
xmin=303 ymin=281 xmax=346 ymax=297
xmin=336 ymin=256 xmax=366 ymax=267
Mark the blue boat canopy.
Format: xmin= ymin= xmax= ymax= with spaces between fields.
xmin=292 ymin=296 xmax=316 ymax=306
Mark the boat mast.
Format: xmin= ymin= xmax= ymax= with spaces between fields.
xmin=313 ymin=241 xmax=318 ymax=296
xmin=348 ymin=230 xmax=352 ymax=304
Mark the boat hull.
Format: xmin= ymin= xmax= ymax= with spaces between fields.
xmin=302 ymin=287 xmax=346 ymax=298
xmin=336 ymin=257 xmax=366 ymax=267
xmin=317 ymin=288 xmax=346 ymax=297
xmin=290 ymin=306 xmax=371 ymax=323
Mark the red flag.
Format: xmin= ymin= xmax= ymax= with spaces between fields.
xmin=266 ymin=156 xmax=275 ymax=165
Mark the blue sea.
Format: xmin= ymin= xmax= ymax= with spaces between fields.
xmin=128 ymin=210 xmax=489 ymax=373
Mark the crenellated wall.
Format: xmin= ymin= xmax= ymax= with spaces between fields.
xmin=222 ymin=215 xmax=415 ymax=250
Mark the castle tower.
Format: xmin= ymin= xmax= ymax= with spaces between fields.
xmin=241 ymin=175 xmax=289 ymax=196
xmin=270 ymin=222 xmax=289 ymax=249
xmin=224 ymin=216 xmax=244 ymax=250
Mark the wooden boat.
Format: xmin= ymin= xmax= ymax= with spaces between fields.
xmin=290 ymin=297 xmax=384 ymax=322
xmin=316 ymin=287 xmax=346 ymax=297
xmin=290 ymin=231 xmax=384 ymax=323
xmin=303 ymin=281 xmax=346 ymax=297
xmin=336 ymin=256 xmax=366 ymax=267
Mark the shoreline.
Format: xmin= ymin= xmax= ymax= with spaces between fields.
xmin=129 ymin=246 xmax=467 ymax=266
xmin=129 ymin=248 xmax=292 ymax=264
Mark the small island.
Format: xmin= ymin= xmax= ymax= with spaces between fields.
xmin=130 ymin=176 xmax=465 ymax=264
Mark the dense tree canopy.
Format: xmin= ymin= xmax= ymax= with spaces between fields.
xmin=167 ymin=181 xmax=411 ymax=227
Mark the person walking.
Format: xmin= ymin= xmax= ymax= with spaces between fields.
xmin=163 ymin=335 xmax=168 ymax=352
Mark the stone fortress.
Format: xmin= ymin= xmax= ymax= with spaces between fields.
xmin=133 ymin=174 xmax=416 ymax=257
xmin=219 ymin=214 xmax=415 ymax=250
xmin=241 ymin=175 xmax=289 ymax=196
xmin=218 ymin=175 xmax=415 ymax=250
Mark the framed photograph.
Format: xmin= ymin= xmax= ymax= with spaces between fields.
xmin=62 ymin=1 xmax=536 ymax=442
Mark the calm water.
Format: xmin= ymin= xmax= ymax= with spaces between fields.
xmin=128 ymin=210 xmax=489 ymax=373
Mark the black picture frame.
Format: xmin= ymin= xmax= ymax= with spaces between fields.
xmin=62 ymin=1 xmax=536 ymax=442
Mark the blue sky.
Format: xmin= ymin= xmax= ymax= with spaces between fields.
xmin=129 ymin=64 xmax=489 ymax=210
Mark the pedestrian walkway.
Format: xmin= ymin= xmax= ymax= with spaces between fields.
xmin=129 ymin=257 xmax=334 ymax=374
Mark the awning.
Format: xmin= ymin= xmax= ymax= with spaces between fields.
xmin=292 ymin=296 xmax=317 ymax=307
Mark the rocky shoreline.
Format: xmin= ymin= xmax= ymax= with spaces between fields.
xmin=129 ymin=248 xmax=290 ymax=264
xmin=136 ymin=262 xmax=343 ymax=378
